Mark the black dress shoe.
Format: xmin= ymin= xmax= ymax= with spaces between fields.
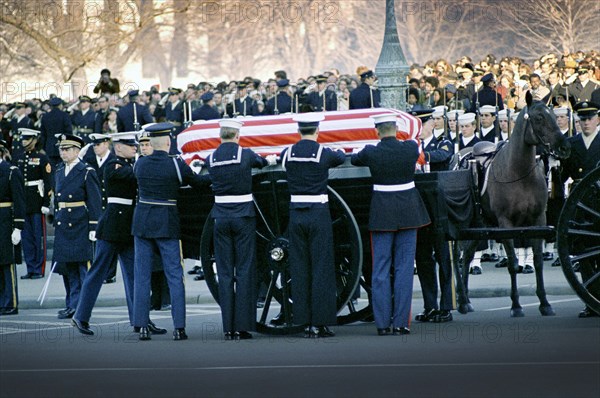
xmin=393 ymin=327 xmax=411 ymax=335
xmin=72 ymin=318 xmax=94 ymax=335
xmin=495 ymin=258 xmax=509 ymax=268
xmin=30 ymin=274 xmax=43 ymax=280
xmin=20 ymin=273 xmax=32 ymax=280
xmin=187 ymin=265 xmax=202 ymax=275
xmin=234 ymin=331 xmax=253 ymax=340
xmin=103 ymin=277 xmax=116 ymax=284
xmin=58 ymin=308 xmax=75 ymax=319
xmin=432 ymin=310 xmax=453 ymax=323
xmin=470 ymin=265 xmax=482 ymax=275
xmin=58 ymin=307 xmax=70 ymax=315
xmin=551 ymin=258 xmax=561 ymax=267
xmin=139 ymin=327 xmax=151 ymax=340
xmin=518 ymin=264 xmax=534 ymax=274
xmin=194 ymin=273 xmax=205 ymax=281
xmin=148 ymin=320 xmax=167 ymax=335
xmin=224 ymin=332 xmax=235 ymax=340
xmin=173 ymin=328 xmax=188 ymax=341
xmin=543 ymin=252 xmax=554 ymax=261
xmin=315 ymin=326 xmax=335 ymax=338
xmin=0 ymin=308 xmax=18 ymax=316
xmin=269 ymin=312 xmax=285 ymax=326
xmin=480 ymin=253 xmax=492 ymax=262
xmin=415 ymin=309 xmax=438 ymax=322
xmin=579 ymin=307 xmax=599 ymax=318
xmin=377 ymin=327 xmax=391 ymax=336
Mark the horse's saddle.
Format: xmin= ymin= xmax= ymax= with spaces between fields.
xmin=459 ymin=141 xmax=508 ymax=195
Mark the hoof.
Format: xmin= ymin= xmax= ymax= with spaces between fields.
xmin=510 ymin=308 xmax=525 ymax=317
xmin=539 ymin=305 xmax=555 ymax=316
xmin=458 ymin=304 xmax=470 ymax=314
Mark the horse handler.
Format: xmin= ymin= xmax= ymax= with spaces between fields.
xmin=351 ymin=114 xmax=430 ymax=335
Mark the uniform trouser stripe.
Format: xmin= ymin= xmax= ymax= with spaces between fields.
xmin=10 ymin=263 xmax=18 ymax=308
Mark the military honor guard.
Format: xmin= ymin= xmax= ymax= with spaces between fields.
xmin=568 ymin=66 xmax=599 ymax=103
xmin=52 ymin=134 xmax=102 ymax=319
xmin=40 ymin=97 xmax=72 ymax=170
xmin=131 ymin=123 xmax=209 ymax=341
xmin=561 ymin=102 xmax=600 ymax=318
xmin=446 ymin=109 xmax=465 ymax=143
xmin=191 ymin=92 xmax=222 ymax=121
xmin=307 ymin=75 xmax=337 ymax=112
xmin=479 ymin=105 xmax=500 ymax=143
xmin=72 ymin=132 xmax=167 ymax=335
xmin=553 ymin=107 xmax=571 ymax=136
xmin=497 ymin=109 xmax=512 ymax=142
xmin=351 ymin=114 xmax=431 ymax=335
xmin=205 ymin=119 xmax=273 ymax=340
xmin=117 ymin=90 xmax=154 ymax=132
xmin=165 ymin=88 xmax=185 ymax=154
xmin=411 ymin=112 xmax=454 ymax=323
xmin=9 ymin=102 xmax=34 ymax=155
xmin=266 ymin=79 xmax=294 ymax=115
xmin=349 ymin=66 xmax=381 ymax=109
xmin=0 ymin=139 xmax=25 ymax=316
xmin=13 ymin=129 xmax=51 ymax=280
xmin=431 ymin=106 xmax=448 ymax=142
xmin=458 ymin=113 xmax=481 ymax=150
xmin=470 ymin=73 xmax=504 ymax=113
xmin=231 ymin=83 xmax=257 ymax=117
xmin=280 ymin=114 xmax=346 ymax=338
xmin=70 ymin=96 xmax=96 ymax=144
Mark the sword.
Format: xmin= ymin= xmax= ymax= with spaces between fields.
xmin=133 ymin=103 xmax=140 ymax=132
xmin=38 ymin=261 xmax=58 ymax=305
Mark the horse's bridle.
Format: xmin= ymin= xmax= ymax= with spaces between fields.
xmin=522 ymin=105 xmax=557 ymax=155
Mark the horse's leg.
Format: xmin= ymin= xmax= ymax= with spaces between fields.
xmin=532 ymin=238 xmax=555 ymax=316
xmin=502 ymin=239 xmax=523 ymax=317
xmin=452 ymin=241 xmax=470 ymax=314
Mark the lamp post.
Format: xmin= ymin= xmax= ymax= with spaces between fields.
xmin=375 ymin=0 xmax=410 ymax=111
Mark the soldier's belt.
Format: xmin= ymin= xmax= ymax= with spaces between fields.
xmin=76 ymin=128 xmax=93 ymax=134
xmin=373 ymin=182 xmax=415 ymax=192
xmin=58 ymin=201 xmax=86 ymax=209
xmin=107 ymin=197 xmax=133 ymax=205
xmin=25 ymin=179 xmax=43 ymax=186
xmin=0 ymin=202 xmax=13 ymax=208
xmin=214 ymin=194 xmax=253 ymax=204
xmin=167 ymin=121 xmax=182 ymax=126
xmin=139 ymin=198 xmax=177 ymax=206
xmin=290 ymin=194 xmax=328 ymax=204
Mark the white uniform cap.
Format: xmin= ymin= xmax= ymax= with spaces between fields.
xmin=111 ymin=131 xmax=139 ymax=142
xmin=293 ymin=113 xmax=325 ymax=123
xmin=18 ymin=128 xmax=40 ymax=137
xmin=553 ymin=107 xmax=569 ymax=116
xmin=219 ymin=119 xmax=243 ymax=129
xmin=432 ymin=105 xmax=448 ymax=118
xmin=447 ymin=110 xmax=465 ymax=118
xmin=89 ymin=133 xmax=112 ymax=143
xmin=142 ymin=123 xmax=156 ymax=130
xmin=497 ymin=109 xmax=508 ymax=120
xmin=480 ymin=105 xmax=496 ymax=114
xmin=369 ymin=113 xmax=398 ymax=125
xmin=458 ymin=113 xmax=476 ymax=124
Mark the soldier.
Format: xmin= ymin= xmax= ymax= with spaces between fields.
xmin=458 ymin=113 xmax=481 ymax=150
xmin=553 ymin=107 xmax=571 ymax=136
xmin=410 ymin=111 xmax=454 ymax=323
xmin=446 ymin=109 xmax=464 ymax=143
xmin=131 ymin=123 xmax=209 ymax=341
xmin=52 ymin=134 xmax=102 ymax=320
xmin=349 ymin=67 xmax=381 ymax=109
xmin=93 ymin=68 xmax=120 ymax=96
xmin=280 ymin=114 xmax=345 ymax=338
xmin=231 ymin=83 xmax=256 ymax=117
xmin=165 ymin=88 xmax=184 ymax=154
xmin=479 ymin=105 xmax=500 ymax=143
xmin=307 ymin=75 xmax=337 ymax=112
xmin=70 ymin=96 xmax=96 ymax=144
xmin=431 ymin=106 xmax=447 ymax=140
xmin=13 ymin=129 xmax=51 ymax=280
xmin=0 ymin=139 xmax=25 ymax=316
xmin=83 ymin=134 xmax=114 ymax=211
xmin=117 ymin=90 xmax=154 ymax=132
xmin=470 ymin=73 xmax=504 ymax=113
xmin=191 ymin=92 xmax=221 ymax=121
xmin=72 ymin=132 xmax=167 ymax=335
xmin=497 ymin=109 xmax=512 ymax=141
xmin=205 ymin=119 xmax=273 ymax=340
xmin=567 ymin=65 xmax=599 ymax=103
xmin=8 ymin=102 xmax=34 ymax=155
xmin=351 ymin=114 xmax=431 ymax=334
xmin=40 ymin=97 xmax=72 ymax=171
xmin=93 ymin=95 xmax=110 ymax=134
xmin=265 ymin=79 xmax=294 ymax=115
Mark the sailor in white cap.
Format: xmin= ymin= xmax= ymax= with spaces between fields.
xmin=431 ymin=106 xmax=448 ymax=140
xmin=446 ymin=109 xmax=465 ymax=143
xmin=458 ymin=113 xmax=480 ymax=150
xmin=479 ymin=105 xmax=499 ymax=143
xmin=553 ymin=107 xmax=570 ymax=136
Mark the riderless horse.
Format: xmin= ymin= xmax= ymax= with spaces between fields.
xmin=455 ymin=91 xmax=571 ymax=317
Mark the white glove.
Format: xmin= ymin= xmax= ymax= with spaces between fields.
xmin=41 ymin=206 xmax=50 ymax=215
xmin=564 ymin=74 xmax=578 ymax=85
xmin=89 ymin=231 xmax=96 ymax=242
xmin=548 ymin=156 xmax=560 ymax=169
xmin=265 ymin=154 xmax=278 ymax=166
xmin=11 ymin=229 xmax=21 ymax=245
xmin=190 ymin=160 xmax=203 ymax=174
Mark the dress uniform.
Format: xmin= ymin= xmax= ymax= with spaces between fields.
xmin=165 ymin=88 xmax=185 ymax=154
xmin=40 ymin=97 xmax=72 ymax=169
xmin=458 ymin=113 xmax=481 ymax=150
xmin=479 ymin=105 xmax=500 ymax=143
xmin=13 ymin=129 xmax=51 ymax=279
xmin=9 ymin=102 xmax=34 ymax=155
xmin=351 ymin=114 xmax=431 ymax=335
xmin=561 ymin=102 xmax=600 ymax=317
xmin=191 ymin=92 xmax=222 ymax=121
xmin=52 ymin=134 xmax=102 ymax=319
xmin=281 ymin=114 xmax=346 ymax=337
xmin=231 ymin=83 xmax=257 ymax=117
xmin=411 ymin=111 xmax=454 ymax=323
xmin=70 ymin=96 xmax=96 ymax=144
xmin=72 ymin=132 xmax=167 ymax=335
xmin=117 ymin=90 xmax=154 ymax=132
xmin=131 ymin=123 xmax=209 ymax=341
xmin=266 ymin=80 xmax=294 ymax=115
xmin=469 ymin=74 xmax=504 ymax=113
xmin=568 ymin=67 xmax=600 ymax=103
xmin=206 ymin=119 xmax=270 ymax=340
xmin=349 ymin=69 xmax=381 ymax=109
xmin=0 ymin=141 xmax=25 ymax=316
xmin=307 ymin=76 xmax=338 ymax=112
